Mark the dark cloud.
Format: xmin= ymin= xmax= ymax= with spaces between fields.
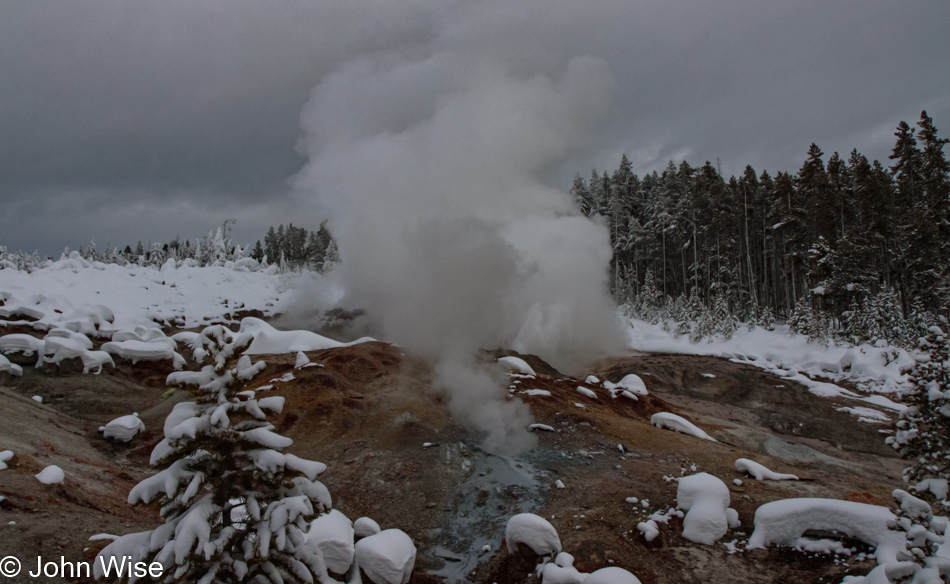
xmin=1 ymin=0 xmax=947 ymax=255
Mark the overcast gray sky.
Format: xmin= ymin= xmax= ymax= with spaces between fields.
xmin=1 ymin=0 xmax=947 ymax=256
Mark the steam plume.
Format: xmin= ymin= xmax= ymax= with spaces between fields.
xmin=293 ymin=47 xmax=625 ymax=452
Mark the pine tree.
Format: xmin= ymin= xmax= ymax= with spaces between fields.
xmin=95 ymin=326 xmax=332 ymax=584
xmin=889 ymin=326 xmax=950 ymax=488
xmin=251 ymin=241 xmax=264 ymax=263
xmin=571 ymin=173 xmax=594 ymax=217
xmin=264 ymin=227 xmax=279 ymax=264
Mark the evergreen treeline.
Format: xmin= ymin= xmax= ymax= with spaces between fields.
xmin=574 ymin=111 xmax=949 ymax=345
xmin=253 ymin=222 xmax=339 ymax=272
xmin=1 ymin=221 xmax=339 ymax=273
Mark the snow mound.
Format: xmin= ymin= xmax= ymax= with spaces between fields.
xmin=677 ymin=473 xmax=736 ymax=544
xmin=35 ymin=465 xmax=65 ymax=485
xmin=576 ymin=386 xmax=598 ymax=399
xmin=912 ymin=478 xmax=949 ymax=501
xmin=734 ymin=458 xmax=798 ymax=481
xmin=99 ymin=413 xmax=146 ymax=442
xmin=604 ymin=374 xmax=648 ymax=396
xmin=651 ymin=412 xmax=717 ymax=442
xmin=41 ymin=334 xmax=91 ymax=365
xmin=536 ymin=542 xmax=642 ymax=583
xmin=521 ymin=389 xmax=552 ymax=397
xmin=0 ymin=450 xmax=13 ymax=470
xmin=585 ymin=566 xmax=643 ymax=584
xmin=101 ymin=338 xmax=184 ymax=368
xmin=506 ymin=513 xmax=561 ymax=556
xmin=307 ymin=509 xmax=355 ymax=574
xmin=0 ymin=333 xmax=45 ymax=356
xmin=110 ymin=326 xmax=168 ymax=343
xmin=240 ymin=317 xmax=373 ymax=355
xmin=354 ymin=529 xmax=416 ymax=584
xmin=80 ymin=350 xmax=115 ymax=374
xmin=295 ymin=351 xmax=310 ymax=368
xmin=498 ymin=356 xmax=536 ymax=376
xmin=0 ymin=354 xmax=22 ymax=376
xmin=354 ymin=516 xmax=382 ymax=538
xmin=747 ymin=497 xmax=906 ymax=574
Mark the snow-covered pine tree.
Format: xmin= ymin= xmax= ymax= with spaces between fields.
xmin=889 ymin=326 xmax=950 ymax=488
xmin=710 ymin=289 xmax=738 ymax=339
xmin=96 ymin=325 xmax=332 ymax=584
xmin=759 ymin=305 xmax=775 ymax=332
xmin=787 ymin=296 xmax=829 ymax=343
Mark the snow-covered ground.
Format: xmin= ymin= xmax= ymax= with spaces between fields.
xmin=0 ymin=254 xmax=338 ymax=332
xmin=623 ymin=317 xmax=916 ymax=396
xmin=1 ymin=259 xmax=933 ymax=584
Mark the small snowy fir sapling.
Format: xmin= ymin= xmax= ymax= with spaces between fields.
xmin=96 ymin=325 xmax=332 ymax=584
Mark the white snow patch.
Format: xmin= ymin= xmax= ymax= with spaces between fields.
xmin=35 ymin=465 xmax=65 ymax=485
xmin=530 ymin=424 xmax=556 ymax=432
xmin=520 ymin=389 xmax=552 ymax=397
xmin=651 ymin=412 xmax=717 ymax=442
xmin=241 ymin=317 xmax=373 ymax=355
xmin=734 ymin=458 xmax=798 ymax=481
xmin=576 ymin=386 xmax=598 ymax=399
xmin=0 ymin=450 xmax=13 ymax=470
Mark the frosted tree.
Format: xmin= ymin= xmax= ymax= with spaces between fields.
xmin=890 ymin=326 xmax=950 ymax=488
xmin=636 ymin=269 xmax=663 ymax=324
xmin=96 ymin=325 xmax=332 ymax=584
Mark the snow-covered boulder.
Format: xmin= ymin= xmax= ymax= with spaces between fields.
xmin=651 ymin=412 xmax=717 ymax=442
xmin=354 ymin=516 xmax=382 ymax=538
xmin=585 ymin=566 xmax=643 ymax=584
xmin=0 ymin=450 xmax=13 ymax=470
xmin=81 ymin=350 xmax=115 ymax=374
xmin=307 ymin=509 xmax=355 ymax=574
xmin=35 ymin=465 xmax=65 ymax=485
xmin=576 ymin=386 xmax=598 ymax=399
xmin=111 ymin=326 xmax=169 ymax=344
xmin=99 ymin=413 xmax=145 ymax=442
xmin=46 ymin=327 xmax=94 ymax=348
xmin=0 ymin=354 xmax=22 ymax=376
xmin=747 ymin=498 xmax=900 ymax=564
xmin=41 ymin=334 xmax=92 ymax=366
xmin=0 ymin=333 xmax=45 ymax=356
xmin=676 ymin=473 xmax=736 ymax=545
xmin=604 ymin=374 xmax=648 ymax=396
xmin=101 ymin=338 xmax=184 ymax=368
xmin=354 ymin=529 xmax=416 ymax=584
xmin=734 ymin=458 xmax=798 ymax=481
xmin=497 ymin=356 xmax=536 ymax=376
xmin=506 ymin=513 xmax=561 ymax=556
xmin=540 ymin=552 xmax=585 ymax=583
